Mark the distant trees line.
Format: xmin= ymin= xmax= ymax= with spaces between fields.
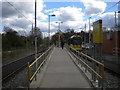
xmin=51 ymin=28 xmax=91 ymax=45
xmin=2 ymin=26 xmax=43 ymax=51
xmin=2 ymin=27 xmax=91 ymax=51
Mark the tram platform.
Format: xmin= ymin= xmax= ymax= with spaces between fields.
xmin=30 ymin=47 xmax=92 ymax=88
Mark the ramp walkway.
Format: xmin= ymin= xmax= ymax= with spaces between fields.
xmin=30 ymin=47 xmax=92 ymax=88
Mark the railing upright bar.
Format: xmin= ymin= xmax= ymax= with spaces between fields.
xmin=27 ymin=62 xmax=30 ymax=88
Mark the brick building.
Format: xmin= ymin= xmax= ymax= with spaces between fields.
xmin=102 ymin=30 xmax=120 ymax=55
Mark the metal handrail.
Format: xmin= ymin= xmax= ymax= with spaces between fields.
xmin=29 ymin=53 xmax=50 ymax=81
xmin=81 ymin=52 xmax=104 ymax=66
xmin=66 ymin=45 xmax=104 ymax=87
xmin=27 ymin=45 xmax=53 ymax=84
xmin=69 ymin=46 xmax=104 ymax=79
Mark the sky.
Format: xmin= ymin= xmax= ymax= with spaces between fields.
xmin=1 ymin=0 xmax=119 ymax=36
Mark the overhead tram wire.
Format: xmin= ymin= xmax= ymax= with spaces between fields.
xmin=90 ymin=1 xmax=120 ymax=19
xmin=101 ymin=1 xmax=120 ymax=14
xmin=6 ymin=1 xmax=34 ymax=25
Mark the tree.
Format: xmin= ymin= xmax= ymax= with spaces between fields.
xmin=2 ymin=26 xmax=25 ymax=51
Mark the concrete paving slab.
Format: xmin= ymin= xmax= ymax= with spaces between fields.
xmin=30 ymin=47 xmax=92 ymax=88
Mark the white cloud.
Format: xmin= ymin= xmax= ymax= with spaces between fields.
xmin=52 ymin=6 xmax=84 ymax=22
xmin=44 ymin=8 xmax=58 ymax=13
xmin=42 ymin=6 xmax=87 ymax=33
xmin=2 ymin=1 xmax=48 ymax=33
xmin=2 ymin=0 xmax=110 ymax=37
xmin=99 ymin=12 xmax=115 ymax=28
xmin=80 ymin=0 xmax=107 ymax=15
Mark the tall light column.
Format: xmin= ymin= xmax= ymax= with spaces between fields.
xmin=48 ymin=14 xmax=55 ymax=47
xmin=56 ymin=21 xmax=63 ymax=47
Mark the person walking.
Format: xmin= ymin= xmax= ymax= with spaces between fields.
xmin=61 ymin=41 xmax=65 ymax=49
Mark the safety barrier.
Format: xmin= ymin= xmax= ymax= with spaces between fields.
xmin=66 ymin=44 xmax=104 ymax=88
xmin=27 ymin=45 xmax=54 ymax=88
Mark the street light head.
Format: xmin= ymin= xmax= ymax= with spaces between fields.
xmin=56 ymin=21 xmax=63 ymax=23
xmin=51 ymin=14 xmax=56 ymax=16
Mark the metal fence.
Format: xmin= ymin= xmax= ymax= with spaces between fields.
xmin=27 ymin=45 xmax=54 ymax=88
xmin=66 ymin=44 xmax=104 ymax=88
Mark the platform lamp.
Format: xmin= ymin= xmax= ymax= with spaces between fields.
xmin=48 ymin=14 xmax=56 ymax=47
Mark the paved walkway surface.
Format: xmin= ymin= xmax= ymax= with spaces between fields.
xmin=30 ymin=47 xmax=92 ymax=88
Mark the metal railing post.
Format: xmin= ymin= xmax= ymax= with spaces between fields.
xmin=101 ymin=65 xmax=104 ymax=89
xmin=85 ymin=56 xmax=88 ymax=73
xmin=92 ymin=44 xmax=96 ymax=82
xmin=27 ymin=62 xmax=30 ymax=89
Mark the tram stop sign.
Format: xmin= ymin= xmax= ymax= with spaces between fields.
xmin=34 ymin=28 xmax=38 ymax=33
xmin=34 ymin=28 xmax=38 ymax=37
xmin=93 ymin=20 xmax=103 ymax=44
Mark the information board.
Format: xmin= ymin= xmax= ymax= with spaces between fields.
xmin=93 ymin=20 xmax=103 ymax=44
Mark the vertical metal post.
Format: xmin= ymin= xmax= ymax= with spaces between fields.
xmin=98 ymin=44 xmax=101 ymax=88
xmin=27 ymin=62 xmax=30 ymax=89
xmin=92 ymin=44 xmax=96 ymax=82
xmin=101 ymin=65 xmax=104 ymax=89
xmin=98 ymin=44 xmax=102 ymax=88
xmin=32 ymin=24 xmax=34 ymax=51
xmin=84 ymin=23 xmax=86 ymax=44
xmin=115 ymin=11 xmax=118 ymax=57
xmin=59 ymin=23 xmax=60 ymax=47
xmin=35 ymin=0 xmax=37 ymax=34
xmin=35 ymin=0 xmax=37 ymax=81
xmin=56 ymin=22 xmax=62 ymax=47
xmin=84 ymin=23 xmax=88 ymax=73
xmin=48 ymin=15 xmax=50 ymax=47
xmin=89 ymin=17 xmax=91 ymax=44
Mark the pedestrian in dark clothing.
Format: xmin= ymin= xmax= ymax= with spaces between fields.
xmin=61 ymin=41 xmax=65 ymax=49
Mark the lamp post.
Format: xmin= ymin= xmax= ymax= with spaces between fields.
xmin=56 ymin=21 xmax=63 ymax=47
xmin=48 ymin=14 xmax=55 ymax=47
